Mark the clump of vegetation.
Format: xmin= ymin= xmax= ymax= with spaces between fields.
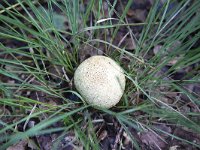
xmin=0 ymin=0 xmax=200 ymax=149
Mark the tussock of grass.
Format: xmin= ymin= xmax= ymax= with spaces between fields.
xmin=0 ymin=0 xmax=200 ymax=149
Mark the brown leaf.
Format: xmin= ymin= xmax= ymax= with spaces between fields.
xmin=7 ymin=140 xmax=28 ymax=150
xmin=79 ymin=44 xmax=103 ymax=62
xmin=127 ymin=9 xmax=147 ymax=22
xmin=154 ymin=124 xmax=172 ymax=137
xmin=167 ymin=41 xmax=181 ymax=53
xmin=125 ymin=38 xmax=136 ymax=50
xmin=127 ymin=9 xmax=135 ymax=16
xmin=172 ymin=128 xmax=200 ymax=148
xmin=153 ymin=45 xmax=162 ymax=54
xmin=123 ymin=131 xmax=131 ymax=145
xmin=36 ymin=135 xmax=52 ymax=150
xmin=139 ymin=131 xmax=166 ymax=149
xmin=98 ymin=130 xmax=108 ymax=141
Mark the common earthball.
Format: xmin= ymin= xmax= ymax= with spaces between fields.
xmin=74 ymin=55 xmax=126 ymax=108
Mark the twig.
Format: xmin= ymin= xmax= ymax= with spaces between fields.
xmin=0 ymin=0 xmax=38 ymax=14
xmin=0 ymin=2 xmax=22 ymax=14
xmin=112 ymin=126 xmax=123 ymax=150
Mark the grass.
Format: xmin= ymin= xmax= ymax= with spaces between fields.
xmin=0 ymin=0 xmax=200 ymax=149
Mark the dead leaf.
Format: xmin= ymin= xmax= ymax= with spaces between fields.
xmin=153 ymin=45 xmax=162 ymax=54
xmin=127 ymin=9 xmax=147 ymax=22
xmin=79 ymin=44 xmax=103 ymax=62
xmin=125 ymin=38 xmax=136 ymax=50
xmin=167 ymin=41 xmax=181 ymax=53
xmin=117 ymin=32 xmax=136 ymax=50
xmin=168 ymin=57 xmax=179 ymax=65
xmin=48 ymin=65 xmax=62 ymax=80
xmin=123 ymin=131 xmax=131 ymax=145
xmin=154 ymin=124 xmax=172 ymax=137
xmin=172 ymin=128 xmax=200 ymax=148
xmin=36 ymin=135 xmax=52 ymax=150
xmin=127 ymin=9 xmax=135 ymax=16
xmin=28 ymin=139 xmax=40 ymax=150
xmin=169 ymin=145 xmax=179 ymax=150
xmin=7 ymin=140 xmax=28 ymax=150
xmin=136 ymin=9 xmax=147 ymax=22
xmin=139 ymin=131 xmax=166 ymax=149
xmin=98 ymin=130 xmax=108 ymax=141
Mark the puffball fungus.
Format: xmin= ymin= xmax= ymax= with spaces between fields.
xmin=74 ymin=56 xmax=126 ymax=108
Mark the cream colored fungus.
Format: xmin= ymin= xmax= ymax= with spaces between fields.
xmin=74 ymin=56 xmax=126 ymax=108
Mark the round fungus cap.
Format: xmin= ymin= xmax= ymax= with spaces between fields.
xmin=74 ymin=55 xmax=126 ymax=108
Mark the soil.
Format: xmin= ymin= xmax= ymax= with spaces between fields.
xmin=0 ymin=0 xmax=200 ymax=150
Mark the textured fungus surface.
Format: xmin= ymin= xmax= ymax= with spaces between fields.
xmin=74 ymin=56 xmax=126 ymax=108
